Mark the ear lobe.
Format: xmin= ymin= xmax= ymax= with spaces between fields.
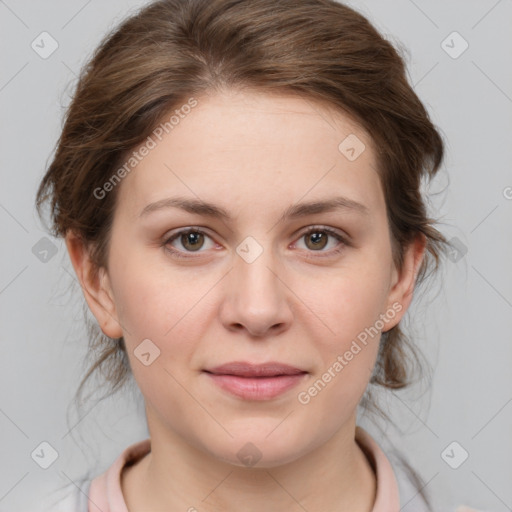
xmin=65 ymin=231 xmax=123 ymax=339
xmin=384 ymin=233 xmax=427 ymax=331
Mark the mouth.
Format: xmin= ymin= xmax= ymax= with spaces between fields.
xmin=202 ymin=361 xmax=308 ymax=400
xmin=204 ymin=361 xmax=307 ymax=377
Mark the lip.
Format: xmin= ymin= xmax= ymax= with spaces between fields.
xmin=203 ymin=361 xmax=308 ymax=400
xmin=205 ymin=361 xmax=306 ymax=377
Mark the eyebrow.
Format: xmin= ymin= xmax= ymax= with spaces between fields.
xmin=139 ymin=195 xmax=370 ymax=222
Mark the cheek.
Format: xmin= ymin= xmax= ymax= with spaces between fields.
xmin=111 ymin=273 xmax=173 ymax=339
xmin=298 ymin=261 xmax=392 ymax=350
xmin=111 ymin=270 xmax=208 ymax=408
xmin=106 ymin=257 xmax=179 ymax=355
xmin=290 ymin=255 xmax=391 ymax=405
xmin=294 ymin=273 xmax=386 ymax=424
xmin=109 ymin=241 xmax=202 ymax=334
xmin=108 ymin=254 xmax=221 ymax=372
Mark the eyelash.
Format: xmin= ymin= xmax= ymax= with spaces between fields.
xmin=162 ymin=225 xmax=350 ymax=260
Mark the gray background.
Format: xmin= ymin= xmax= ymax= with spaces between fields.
xmin=0 ymin=0 xmax=511 ymax=510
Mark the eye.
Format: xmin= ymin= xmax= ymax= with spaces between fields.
xmin=293 ymin=226 xmax=348 ymax=257
xmin=163 ymin=228 xmax=216 ymax=259
xmin=162 ymin=225 xmax=349 ymax=260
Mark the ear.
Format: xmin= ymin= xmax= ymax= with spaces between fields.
xmin=383 ymin=233 xmax=427 ymax=331
xmin=65 ymin=231 xmax=124 ymax=339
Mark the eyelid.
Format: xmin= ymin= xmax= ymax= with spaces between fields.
xmin=162 ymin=226 xmax=218 ymax=259
xmin=294 ymin=224 xmax=350 ymax=243
xmin=291 ymin=225 xmax=350 ymax=257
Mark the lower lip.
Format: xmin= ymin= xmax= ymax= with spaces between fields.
xmin=204 ymin=372 xmax=308 ymax=400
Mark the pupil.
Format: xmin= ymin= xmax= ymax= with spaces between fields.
xmin=309 ymin=232 xmax=326 ymax=249
xmin=184 ymin=232 xmax=202 ymax=250
xmin=311 ymin=233 xmax=322 ymax=244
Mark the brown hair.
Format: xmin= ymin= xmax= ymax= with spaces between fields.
xmin=36 ymin=0 xmax=449 ymax=504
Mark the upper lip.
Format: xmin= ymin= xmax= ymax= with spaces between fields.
xmin=204 ymin=361 xmax=307 ymax=377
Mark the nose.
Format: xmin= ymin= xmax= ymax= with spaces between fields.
xmin=219 ymin=243 xmax=293 ymax=338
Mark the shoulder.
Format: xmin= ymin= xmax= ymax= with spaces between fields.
xmin=385 ymin=446 xmax=489 ymax=512
xmin=39 ymin=438 xmax=150 ymax=512
xmin=384 ymin=447 xmax=432 ymax=512
xmin=356 ymin=425 xmax=488 ymax=512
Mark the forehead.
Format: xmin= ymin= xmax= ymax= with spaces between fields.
xmin=115 ymin=89 xmax=384 ymax=221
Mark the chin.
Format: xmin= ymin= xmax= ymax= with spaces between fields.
xmin=204 ymin=431 xmax=310 ymax=469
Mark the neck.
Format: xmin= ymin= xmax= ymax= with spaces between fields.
xmin=122 ymin=418 xmax=377 ymax=512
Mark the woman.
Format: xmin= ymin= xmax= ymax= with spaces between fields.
xmin=37 ymin=0 xmax=480 ymax=510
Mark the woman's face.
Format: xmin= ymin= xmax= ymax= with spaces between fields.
xmin=77 ymin=89 xmax=422 ymax=467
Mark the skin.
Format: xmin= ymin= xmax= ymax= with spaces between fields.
xmin=66 ymin=88 xmax=425 ymax=511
